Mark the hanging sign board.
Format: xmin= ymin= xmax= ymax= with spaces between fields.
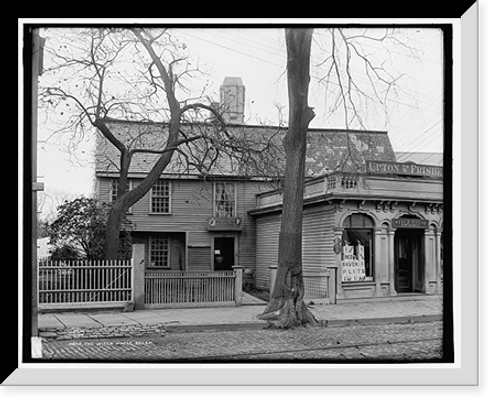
xmin=392 ymin=218 xmax=429 ymax=229
xmin=366 ymin=160 xmax=443 ymax=179
xmin=207 ymin=217 xmax=243 ymax=232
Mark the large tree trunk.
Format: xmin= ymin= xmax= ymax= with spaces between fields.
xmin=102 ymin=29 xmax=182 ymax=260
xmin=104 ymin=199 xmax=126 ymax=260
xmin=103 ymin=142 xmax=178 ymax=259
xmin=257 ymin=28 xmax=318 ymax=328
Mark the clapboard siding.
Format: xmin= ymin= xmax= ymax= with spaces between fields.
xmin=97 ymin=176 xmax=271 ymax=272
xmin=255 ymin=213 xmax=281 ymax=289
xmin=302 ymin=207 xmax=336 ymax=272
xmin=188 ymin=246 xmax=212 ymax=270
xmin=235 ymin=181 xmax=259 ymax=272
xmin=255 ymin=207 xmax=335 ymax=290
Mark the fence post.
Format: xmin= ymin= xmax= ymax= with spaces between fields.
xmin=233 ymin=266 xmax=243 ymax=306
xmin=268 ymin=265 xmax=278 ymax=296
xmin=132 ymin=243 xmax=146 ymax=310
xmin=327 ymin=266 xmax=336 ymax=304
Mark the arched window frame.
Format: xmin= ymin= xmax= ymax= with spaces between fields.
xmin=341 ymin=213 xmax=375 ymax=282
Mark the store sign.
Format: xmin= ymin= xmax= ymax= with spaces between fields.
xmin=207 ymin=217 xmax=243 ymax=232
xmin=366 ymin=160 xmax=443 ymax=179
xmin=391 ymin=218 xmax=429 ymax=229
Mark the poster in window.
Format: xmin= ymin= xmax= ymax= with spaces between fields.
xmin=342 ymin=244 xmax=366 ymax=281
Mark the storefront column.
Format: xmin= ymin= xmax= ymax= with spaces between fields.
xmin=387 ymin=227 xmax=397 ymax=296
xmin=333 ymin=227 xmax=344 ymax=300
xmin=436 ymin=231 xmax=443 ymax=294
xmin=373 ymin=227 xmax=384 ymax=297
xmin=424 ymin=228 xmax=437 ymax=294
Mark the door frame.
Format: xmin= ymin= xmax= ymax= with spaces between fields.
xmin=394 ymin=229 xmax=424 ymax=293
xmin=211 ymin=234 xmax=239 ymax=271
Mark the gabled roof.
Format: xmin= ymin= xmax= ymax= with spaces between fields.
xmin=94 ymin=118 xmax=396 ymax=179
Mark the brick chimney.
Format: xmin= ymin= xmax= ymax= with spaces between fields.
xmin=220 ymin=77 xmax=245 ymax=124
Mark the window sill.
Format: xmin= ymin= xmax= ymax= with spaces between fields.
xmin=341 ymin=280 xmax=375 ymax=285
xmin=146 ymin=266 xmax=172 ymax=269
xmin=148 ymin=213 xmax=172 ymax=216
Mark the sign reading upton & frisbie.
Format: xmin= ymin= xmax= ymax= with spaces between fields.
xmin=366 ymin=160 xmax=443 ymax=179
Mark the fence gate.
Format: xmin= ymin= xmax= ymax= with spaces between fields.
xmin=38 ymin=260 xmax=132 ymax=311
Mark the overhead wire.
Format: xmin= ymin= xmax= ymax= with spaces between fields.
xmin=170 ymin=28 xmax=444 ymax=154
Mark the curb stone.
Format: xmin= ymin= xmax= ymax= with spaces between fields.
xmin=38 ymin=314 xmax=442 ymax=341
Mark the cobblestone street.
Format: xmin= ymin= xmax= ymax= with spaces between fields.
xmin=41 ymin=320 xmax=443 ymax=363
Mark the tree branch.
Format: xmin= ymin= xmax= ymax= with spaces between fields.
xmin=92 ymin=117 xmax=127 ymax=153
xmin=179 ymin=102 xmax=227 ymax=127
xmin=128 ymin=135 xmax=203 ymax=157
xmin=132 ymin=28 xmax=180 ymax=116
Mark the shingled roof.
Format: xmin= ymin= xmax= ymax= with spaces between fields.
xmin=94 ymin=119 xmax=396 ymax=179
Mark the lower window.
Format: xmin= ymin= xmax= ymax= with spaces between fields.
xmin=342 ymin=229 xmax=373 ymax=282
xmin=149 ymin=236 xmax=170 ymax=268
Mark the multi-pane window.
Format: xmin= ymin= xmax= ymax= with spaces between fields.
xmin=110 ymin=179 xmax=132 ymax=214
xmin=150 ymin=180 xmax=170 ymax=214
xmin=341 ymin=213 xmax=374 ymax=281
xmin=149 ymin=236 xmax=170 ymax=267
xmin=110 ymin=179 xmax=131 ymax=202
xmin=214 ymin=182 xmax=235 ymax=218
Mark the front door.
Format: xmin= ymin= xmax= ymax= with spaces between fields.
xmin=213 ymin=237 xmax=235 ymax=271
xmin=396 ymin=232 xmax=412 ymax=292
xmin=395 ymin=230 xmax=423 ymax=293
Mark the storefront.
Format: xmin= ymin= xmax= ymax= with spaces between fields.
xmin=250 ymin=165 xmax=443 ymax=300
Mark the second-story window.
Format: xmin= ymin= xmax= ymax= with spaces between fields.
xmin=150 ymin=180 xmax=171 ymax=214
xmin=111 ymin=179 xmax=131 ymax=202
xmin=214 ymin=182 xmax=235 ymax=218
xmin=110 ymin=179 xmax=133 ymax=214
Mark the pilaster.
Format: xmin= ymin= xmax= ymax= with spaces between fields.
xmin=387 ymin=227 xmax=397 ymax=296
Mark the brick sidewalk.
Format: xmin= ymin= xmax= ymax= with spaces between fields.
xmin=38 ymin=294 xmax=442 ymax=341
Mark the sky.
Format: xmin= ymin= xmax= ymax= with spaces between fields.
xmin=34 ymin=26 xmax=444 ymax=218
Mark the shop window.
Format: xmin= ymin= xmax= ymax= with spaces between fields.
xmin=342 ymin=214 xmax=374 ymax=282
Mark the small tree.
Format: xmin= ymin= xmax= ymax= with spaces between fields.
xmin=49 ymin=245 xmax=83 ymax=262
xmin=48 ymin=197 xmax=131 ymax=260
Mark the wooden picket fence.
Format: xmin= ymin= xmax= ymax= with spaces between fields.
xmin=38 ymin=260 xmax=132 ymax=310
xmin=144 ymin=270 xmax=242 ymax=309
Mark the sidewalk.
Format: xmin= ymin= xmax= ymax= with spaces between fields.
xmin=38 ymin=294 xmax=443 ymax=341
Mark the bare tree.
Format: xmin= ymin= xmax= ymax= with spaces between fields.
xmin=258 ymin=27 xmax=411 ymax=328
xmin=257 ymin=28 xmax=318 ymax=328
xmin=41 ymin=27 xmax=279 ymax=259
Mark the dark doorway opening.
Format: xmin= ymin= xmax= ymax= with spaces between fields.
xmin=213 ymin=237 xmax=235 ymax=271
xmin=395 ymin=229 xmax=424 ymax=293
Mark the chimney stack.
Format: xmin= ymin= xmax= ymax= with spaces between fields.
xmin=220 ymin=77 xmax=245 ymax=124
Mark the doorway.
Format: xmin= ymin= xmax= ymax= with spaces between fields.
xmin=395 ymin=229 xmax=424 ymax=293
xmin=213 ymin=237 xmax=235 ymax=271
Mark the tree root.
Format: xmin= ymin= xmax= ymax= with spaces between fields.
xmin=257 ymin=296 xmax=319 ymax=329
